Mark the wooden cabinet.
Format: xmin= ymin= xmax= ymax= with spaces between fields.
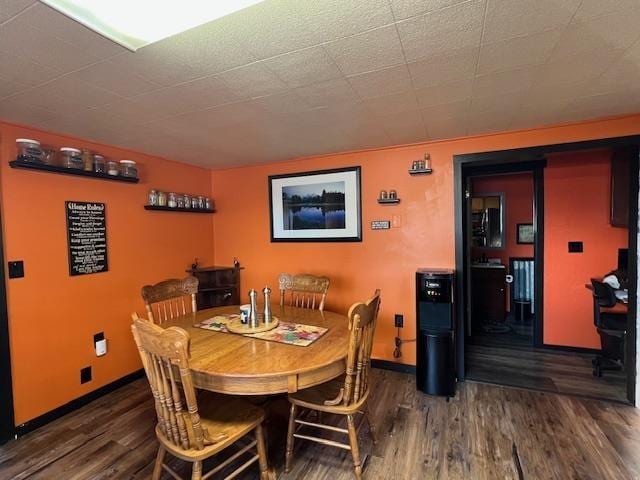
xmin=610 ymin=146 xmax=632 ymax=228
xmin=471 ymin=266 xmax=506 ymax=327
xmin=187 ymin=266 xmax=241 ymax=309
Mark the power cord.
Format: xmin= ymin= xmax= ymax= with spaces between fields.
xmin=393 ymin=327 xmax=416 ymax=359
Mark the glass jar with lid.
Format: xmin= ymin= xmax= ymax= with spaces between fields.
xmin=107 ymin=160 xmax=119 ymax=176
xmin=148 ymin=189 xmax=158 ymax=206
xmin=82 ymin=149 xmax=93 ymax=172
xmin=205 ymin=197 xmax=213 ymax=210
xmin=16 ymin=139 xmax=43 ymax=163
xmin=176 ymin=194 xmax=185 ymax=209
xmin=197 ymin=196 xmax=206 ymax=209
xmin=60 ymin=147 xmax=83 ymax=169
xmin=167 ymin=192 xmax=178 ymax=208
xmin=93 ymin=154 xmax=106 ymax=173
xmin=157 ymin=191 xmax=167 ymax=207
xmin=191 ymin=197 xmax=199 ymax=209
xmin=119 ymin=160 xmax=138 ymax=178
xmin=183 ymin=194 xmax=191 ymax=209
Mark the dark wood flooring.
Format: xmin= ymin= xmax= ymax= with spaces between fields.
xmin=466 ymin=339 xmax=628 ymax=403
xmin=1 ymin=369 xmax=639 ymax=479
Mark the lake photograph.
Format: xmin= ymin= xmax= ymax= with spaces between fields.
xmin=282 ymin=181 xmax=346 ymax=230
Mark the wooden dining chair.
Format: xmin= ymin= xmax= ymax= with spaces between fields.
xmin=278 ymin=273 xmax=330 ymax=312
xmin=284 ymin=290 xmax=381 ymax=479
xmin=131 ymin=313 xmax=270 ymax=480
xmin=142 ymin=276 xmax=199 ymax=323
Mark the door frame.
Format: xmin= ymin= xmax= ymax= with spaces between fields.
xmin=0 ymin=207 xmax=15 ymax=444
xmin=454 ymin=135 xmax=639 ymax=405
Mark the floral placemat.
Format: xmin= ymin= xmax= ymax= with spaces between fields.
xmin=193 ymin=314 xmax=328 ymax=347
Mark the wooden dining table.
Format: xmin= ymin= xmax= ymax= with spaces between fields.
xmin=162 ymin=304 xmax=350 ymax=396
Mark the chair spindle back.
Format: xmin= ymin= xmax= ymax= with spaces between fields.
xmin=342 ymin=289 xmax=381 ymax=407
xmin=142 ymin=276 xmax=199 ymax=323
xmin=131 ymin=314 xmax=220 ymax=452
xmin=279 ymin=273 xmax=330 ymax=311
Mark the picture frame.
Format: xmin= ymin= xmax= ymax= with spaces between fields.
xmin=269 ymin=166 xmax=362 ymax=242
xmin=516 ymin=223 xmax=534 ymax=244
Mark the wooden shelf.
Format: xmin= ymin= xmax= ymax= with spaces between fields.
xmin=408 ymin=168 xmax=433 ymax=175
xmin=377 ymin=198 xmax=400 ymax=205
xmin=144 ymin=205 xmax=216 ymax=214
xmin=9 ymin=160 xmax=139 ymax=183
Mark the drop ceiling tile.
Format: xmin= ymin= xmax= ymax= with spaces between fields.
xmin=131 ymin=76 xmax=240 ymax=117
xmin=263 ymin=46 xmax=343 ymax=88
xmin=249 ymin=91 xmax=314 ymax=116
xmin=426 ymin=116 xmax=467 ymax=139
xmin=296 ymin=78 xmax=359 ymax=108
xmin=0 ymin=15 xmax=101 ymax=73
xmin=534 ymin=49 xmax=622 ymax=88
xmin=483 ymin=0 xmax=580 ymax=44
xmin=389 ymin=0 xmax=470 ymax=21
xmin=551 ymin=10 xmax=640 ymax=60
xmin=324 ymin=25 xmax=405 ymax=76
xmin=105 ymin=50 xmax=201 ymax=89
xmin=293 ymin=0 xmax=395 ymax=44
xmin=15 ymin=3 xmax=126 ymax=59
xmin=173 ymin=101 xmax=264 ymax=131
xmin=466 ymin=110 xmax=512 ymax=135
xmin=379 ymin=109 xmax=428 ymax=145
xmin=574 ymin=0 xmax=640 ymax=21
xmin=95 ymin=99 xmax=168 ymax=126
xmin=588 ymin=53 xmax=640 ymax=96
xmin=477 ymin=28 xmax=563 ymax=75
xmin=0 ymin=96 xmax=67 ymax=129
xmin=0 ymin=50 xmax=61 ymax=86
xmin=0 ymin=75 xmax=27 ymax=99
xmin=0 ymin=0 xmax=34 ymax=24
xmin=217 ymin=62 xmax=289 ymax=99
xmin=414 ymin=79 xmax=473 ymax=108
xmin=347 ymin=64 xmax=413 ymax=99
xmin=33 ymin=76 xmax=123 ymax=109
xmin=144 ymin=20 xmax=258 ymax=81
xmin=472 ymin=65 xmax=540 ymax=97
xmin=421 ymin=99 xmax=471 ymax=121
xmin=523 ymin=80 xmax=593 ymax=110
xmin=407 ymin=47 xmax=478 ymax=88
xmin=469 ymin=90 xmax=527 ymax=115
xmin=364 ymin=90 xmax=419 ymax=117
xmin=396 ymin=0 xmax=485 ymax=62
xmin=70 ymin=60 xmax=162 ymax=97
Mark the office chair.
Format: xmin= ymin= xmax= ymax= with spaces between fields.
xmin=590 ymin=279 xmax=627 ymax=377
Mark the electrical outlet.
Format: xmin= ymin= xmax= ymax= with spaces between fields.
xmin=8 ymin=261 xmax=24 ymax=279
xmin=568 ymin=241 xmax=583 ymax=253
xmin=80 ymin=366 xmax=92 ymax=384
xmin=394 ymin=314 xmax=404 ymax=328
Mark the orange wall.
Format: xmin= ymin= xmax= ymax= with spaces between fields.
xmin=471 ymin=173 xmax=534 ymax=267
xmin=0 ymin=121 xmax=215 ymax=424
xmin=211 ymin=115 xmax=640 ymax=364
xmin=544 ymin=149 xmax=628 ymax=348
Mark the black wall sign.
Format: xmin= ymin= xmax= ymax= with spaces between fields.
xmin=65 ymin=201 xmax=108 ymax=276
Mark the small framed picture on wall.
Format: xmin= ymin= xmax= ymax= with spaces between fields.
xmin=517 ymin=223 xmax=534 ymax=244
xmin=268 ymin=166 xmax=362 ymax=242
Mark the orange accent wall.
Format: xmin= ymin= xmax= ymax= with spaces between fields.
xmin=471 ymin=173 xmax=534 ymax=267
xmin=543 ymin=149 xmax=628 ymax=348
xmin=0 ymin=121 xmax=215 ymax=424
xmin=211 ymin=114 xmax=640 ymax=365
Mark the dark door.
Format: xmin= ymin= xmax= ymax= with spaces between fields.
xmin=0 ymin=214 xmax=15 ymax=444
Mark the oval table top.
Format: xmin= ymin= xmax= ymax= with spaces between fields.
xmin=163 ymin=304 xmax=350 ymax=395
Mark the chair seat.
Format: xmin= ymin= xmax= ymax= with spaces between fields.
xmin=601 ymin=312 xmax=626 ymax=332
xmin=289 ymin=376 xmax=368 ymax=414
xmin=158 ymin=392 xmax=265 ymax=461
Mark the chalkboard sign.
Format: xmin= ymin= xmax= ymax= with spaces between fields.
xmin=65 ymin=201 xmax=108 ymax=276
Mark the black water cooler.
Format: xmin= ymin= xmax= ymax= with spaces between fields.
xmin=416 ymin=269 xmax=456 ymax=397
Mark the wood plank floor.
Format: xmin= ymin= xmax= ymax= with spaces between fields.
xmin=1 ymin=369 xmax=639 ymax=479
xmin=466 ymin=342 xmax=628 ymax=403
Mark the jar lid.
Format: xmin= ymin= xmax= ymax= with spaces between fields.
xmin=60 ymin=147 xmax=81 ymax=154
xmin=120 ymin=159 xmax=136 ymax=165
xmin=93 ymin=154 xmax=104 ymax=159
xmin=16 ymin=138 xmax=40 ymax=145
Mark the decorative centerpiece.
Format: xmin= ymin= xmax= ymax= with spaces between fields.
xmin=227 ymin=287 xmax=279 ymax=334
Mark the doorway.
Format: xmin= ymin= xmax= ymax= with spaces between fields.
xmin=0 ymin=210 xmax=15 ymax=444
xmin=454 ymin=137 xmax=639 ymax=405
xmin=467 ymin=171 xmax=538 ymax=350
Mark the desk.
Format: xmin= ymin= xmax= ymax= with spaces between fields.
xmin=585 ymin=284 xmax=628 ymax=313
xmin=163 ymin=304 xmax=350 ymax=395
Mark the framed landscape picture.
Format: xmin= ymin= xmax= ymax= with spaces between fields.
xmin=269 ymin=166 xmax=362 ymax=242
